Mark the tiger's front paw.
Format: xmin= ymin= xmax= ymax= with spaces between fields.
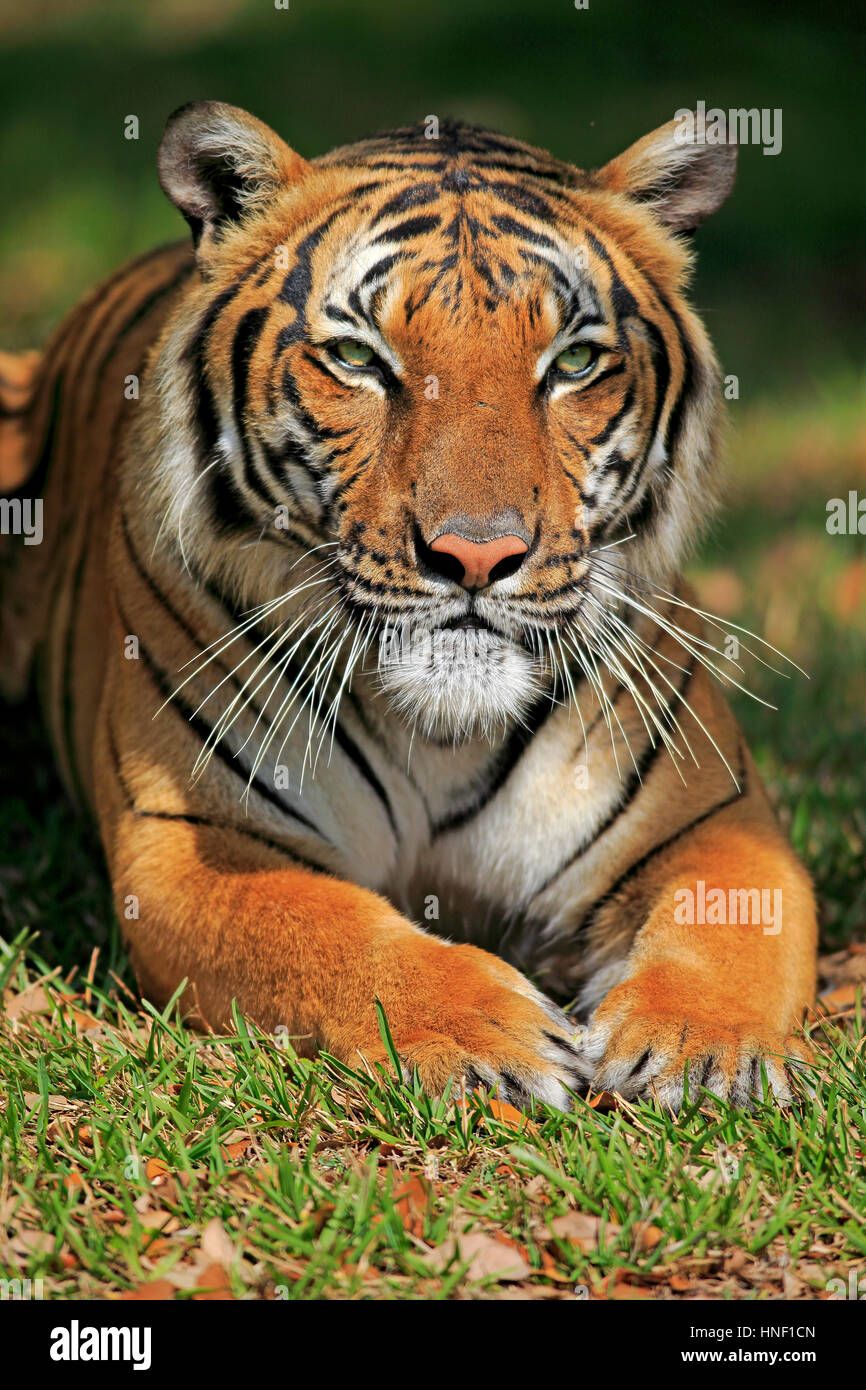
xmin=578 ymin=975 xmax=810 ymax=1109
xmin=334 ymin=942 xmax=585 ymax=1111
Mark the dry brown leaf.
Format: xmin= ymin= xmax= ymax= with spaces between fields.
xmin=120 ymin=1278 xmax=176 ymax=1301
xmin=192 ymin=1262 xmax=234 ymax=1300
xmin=723 ymin=1248 xmax=749 ymax=1276
xmin=549 ymin=1211 xmax=620 ymax=1252
xmin=136 ymin=1210 xmax=180 ymax=1234
xmin=101 ymin=1209 xmax=127 ymax=1226
xmin=635 ymin=1222 xmax=664 ymax=1253
xmin=423 ymin=1231 xmax=531 ymax=1283
xmin=585 ymin=1090 xmax=619 ymax=1112
xmin=606 ymin=1281 xmax=653 ymax=1300
xmin=4 ymin=982 xmax=54 ymax=1021
xmin=524 ymin=1175 xmax=550 ymax=1203
xmin=141 ymin=1236 xmax=176 ymax=1261
xmin=200 ymin=1217 xmax=234 ymax=1269
xmin=485 ymin=1098 xmax=535 ymax=1131
xmin=818 ymin=984 xmax=859 ymax=1013
xmin=220 ymin=1139 xmax=251 ymax=1162
xmin=145 ymin=1156 xmax=171 ymax=1184
xmin=24 ymin=1091 xmax=73 ymax=1114
xmin=12 ymin=1231 xmax=54 ymax=1255
xmin=537 ymin=1248 xmax=575 ymax=1283
xmin=309 ymin=1202 xmax=336 ymax=1235
xmin=393 ymin=1176 xmax=431 ymax=1237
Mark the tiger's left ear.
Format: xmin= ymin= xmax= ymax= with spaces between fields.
xmin=595 ymin=113 xmax=737 ymax=232
xmin=158 ymin=101 xmax=311 ymax=255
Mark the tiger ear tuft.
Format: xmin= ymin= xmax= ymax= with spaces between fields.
xmin=158 ymin=101 xmax=310 ymax=252
xmin=595 ymin=113 xmax=737 ymax=232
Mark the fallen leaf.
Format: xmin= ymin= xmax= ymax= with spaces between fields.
xmin=120 ymin=1279 xmax=176 ymax=1301
xmin=4 ymin=982 xmax=54 ymax=1020
xmin=145 ymin=1156 xmax=171 ymax=1184
xmin=585 ymin=1090 xmax=619 ymax=1112
xmin=724 ymin=1248 xmax=749 ymax=1276
xmin=538 ymin=1248 xmax=575 ymax=1283
xmin=549 ymin=1211 xmax=620 ymax=1252
xmin=192 ymin=1262 xmax=234 ymax=1300
xmin=485 ymin=1098 xmax=535 ymax=1131
xmin=393 ymin=1176 xmax=431 ymax=1238
xmin=136 ymin=1210 xmax=180 ymax=1234
xmin=818 ymin=984 xmax=858 ymax=1013
xmin=12 ymin=1231 xmax=54 ymax=1255
xmin=200 ymin=1217 xmax=234 ymax=1269
xmin=220 ymin=1139 xmax=251 ymax=1162
xmin=141 ymin=1236 xmax=175 ymax=1261
xmin=423 ymin=1232 xmax=530 ymax=1283
xmin=635 ymin=1223 xmax=664 ymax=1253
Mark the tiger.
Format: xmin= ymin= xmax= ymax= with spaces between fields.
xmin=0 ymin=102 xmax=817 ymax=1110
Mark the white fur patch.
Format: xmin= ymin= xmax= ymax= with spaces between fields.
xmin=377 ymin=626 xmax=541 ymax=741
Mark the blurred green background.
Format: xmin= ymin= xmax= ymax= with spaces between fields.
xmin=1 ymin=0 xmax=864 ymax=952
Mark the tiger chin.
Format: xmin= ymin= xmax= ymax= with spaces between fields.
xmin=0 ymin=102 xmax=817 ymax=1114
xmin=377 ymin=621 xmax=542 ymax=740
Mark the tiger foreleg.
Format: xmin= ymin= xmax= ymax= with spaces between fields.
xmin=112 ymin=817 xmax=585 ymax=1109
xmin=576 ymin=811 xmax=817 ymax=1108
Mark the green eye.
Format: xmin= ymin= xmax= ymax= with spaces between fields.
xmin=333 ymin=339 xmax=375 ymax=368
xmin=553 ymin=343 xmax=595 ymax=375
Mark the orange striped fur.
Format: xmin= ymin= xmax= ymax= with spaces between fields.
xmin=0 ymin=105 xmax=816 ymax=1108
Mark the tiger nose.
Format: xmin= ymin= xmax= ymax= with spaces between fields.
xmin=427 ymin=530 xmax=530 ymax=590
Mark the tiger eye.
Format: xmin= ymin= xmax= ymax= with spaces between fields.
xmin=334 ymin=339 xmax=375 ymax=367
xmin=554 ymin=343 xmax=594 ymax=374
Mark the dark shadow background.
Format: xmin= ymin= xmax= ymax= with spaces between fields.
xmin=1 ymin=0 xmax=864 ymax=970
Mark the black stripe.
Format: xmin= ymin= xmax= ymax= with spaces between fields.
xmin=330 ymin=721 xmax=399 ymax=840
xmin=589 ymin=385 xmax=635 ymax=447
xmin=106 ymin=720 xmax=329 ymax=873
xmin=130 ymin=808 xmax=330 ymax=872
xmin=577 ymin=742 xmax=748 ymax=936
xmin=277 ymin=208 xmax=346 ymax=334
xmin=432 ymin=690 xmax=557 ymax=836
xmin=117 ymin=605 xmax=329 ymax=843
xmin=372 ymin=213 xmax=440 ymax=244
xmin=532 ymin=651 xmax=697 ymax=896
xmin=119 ymin=508 xmax=204 ymax=650
xmin=185 ymin=261 xmax=264 ymax=532
xmin=231 ymin=304 xmax=281 ymax=509
xmin=370 ymin=184 xmax=441 ymax=225
xmin=86 ymin=260 xmax=195 ymax=420
xmin=490 ymin=213 xmax=556 ymax=249
xmin=118 ymin=537 xmax=397 ymax=845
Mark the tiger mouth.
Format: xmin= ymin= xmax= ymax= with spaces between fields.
xmin=438 ymin=614 xmax=495 ymax=633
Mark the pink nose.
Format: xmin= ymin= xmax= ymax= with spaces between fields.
xmin=429 ymin=532 xmax=529 ymax=590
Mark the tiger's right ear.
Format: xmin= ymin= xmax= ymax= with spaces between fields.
xmin=158 ymin=101 xmax=311 ymax=256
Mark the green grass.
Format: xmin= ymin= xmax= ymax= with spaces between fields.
xmin=1 ymin=931 xmax=863 ymax=1301
xmin=1 ymin=0 xmax=864 ymax=1302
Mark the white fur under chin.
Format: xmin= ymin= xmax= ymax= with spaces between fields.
xmin=378 ymin=626 xmax=541 ymax=740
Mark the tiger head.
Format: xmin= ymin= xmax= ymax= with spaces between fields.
xmin=151 ymin=103 xmax=736 ymax=741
